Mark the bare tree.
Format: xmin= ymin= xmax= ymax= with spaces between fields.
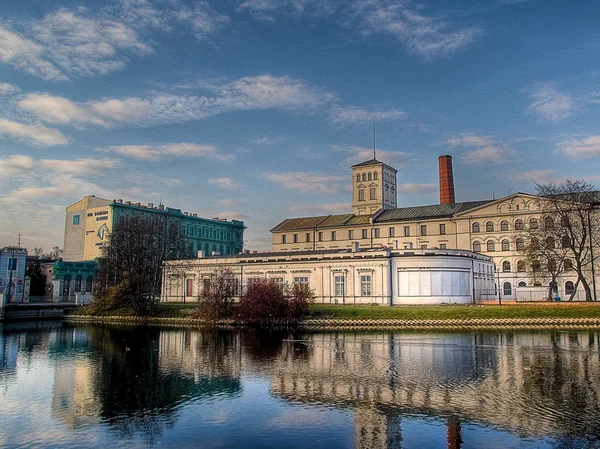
xmin=532 ymin=180 xmax=600 ymax=301
xmin=196 ymin=267 xmax=238 ymax=320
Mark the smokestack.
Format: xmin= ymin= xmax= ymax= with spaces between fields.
xmin=438 ymin=155 xmax=455 ymax=204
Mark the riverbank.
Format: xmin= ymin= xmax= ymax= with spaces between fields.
xmin=65 ymin=302 xmax=600 ymax=329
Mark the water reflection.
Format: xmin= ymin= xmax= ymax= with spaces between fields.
xmin=1 ymin=323 xmax=599 ymax=448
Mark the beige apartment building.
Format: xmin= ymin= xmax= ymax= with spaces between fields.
xmin=271 ymin=155 xmax=597 ymax=301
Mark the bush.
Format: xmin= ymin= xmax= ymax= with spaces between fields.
xmin=195 ymin=268 xmax=237 ymax=320
xmin=237 ymin=279 xmax=314 ymax=326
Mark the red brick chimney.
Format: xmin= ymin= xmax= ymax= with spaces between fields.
xmin=439 ymin=155 xmax=455 ymax=204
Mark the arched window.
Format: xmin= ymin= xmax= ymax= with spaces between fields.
xmin=472 ymin=222 xmax=480 ymax=233
xmin=565 ymin=281 xmax=575 ymax=295
xmin=500 ymin=220 xmax=509 ymax=231
xmin=472 ymin=241 xmax=481 ymax=252
xmin=362 ymin=173 xmax=366 ymax=181
xmin=532 ymin=260 xmax=541 ymax=272
xmin=544 ymin=217 xmax=554 ymax=228
xmin=561 ymin=236 xmax=571 ymax=248
xmin=501 ymin=239 xmax=510 ymax=251
xmin=368 ymin=172 xmax=372 ymax=181
xmin=564 ymin=258 xmax=573 ymax=270
xmin=547 ymin=258 xmax=557 ymax=272
xmin=530 ymin=237 xmax=539 ymax=249
xmin=373 ymin=172 xmax=378 ymax=180
xmin=356 ymin=174 xmax=360 ymax=182
xmin=486 ymin=221 xmax=494 ymax=232
xmin=515 ymin=219 xmax=524 ymax=230
xmin=503 ymin=282 xmax=512 ymax=296
xmin=75 ymin=275 xmax=82 ymax=292
xmin=534 ymin=282 xmax=542 ymax=287
xmin=517 ymin=260 xmax=526 ymax=272
xmin=502 ymin=261 xmax=511 ymax=272
xmin=516 ymin=238 xmax=524 ymax=250
xmin=545 ymin=237 xmax=555 ymax=248
xmin=487 ymin=240 xmax=495 ymax=252
xmin=518 ymin=281 xmax=527 ymax=287
xmin=530 ymin=218 xmax=538 ymax=229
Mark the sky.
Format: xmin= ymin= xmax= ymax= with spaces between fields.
xmin=0 ymin=0 xmax=599 ymax=252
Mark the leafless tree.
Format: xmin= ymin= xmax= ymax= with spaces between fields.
xmin=196 ymin=267 xmax=238 ymax=320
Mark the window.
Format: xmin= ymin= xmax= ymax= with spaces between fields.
xmin=334 ymin=275 xmax=345 ymax=296
xmin=517 ymin=260 xmax=526 ymax=272
xmin=501 ymin=239 xmax=510 ymax=251
xmin=362 ymin=173 xmax=366 ymax=181
xmin=360 ymin=275 xmax=372 ymax=296
xmin=530 ymin=237 xmax=540 ymax=249
xmin=348 ymin=230 xmax=354 ymax=240
xmin=318 ymin=232 xmax=323 ymax=242
xmin=186 ymin=278 xmax=193 ymax=297
xmin=532 ymin=260 xmax=541 ymax=272
xmin=373 ymin=172 xmax=378 ymax=180
xmin=565 ymin=281 xmax=575 ymax=295
xmin=72 ymin=215 xmax=80 ymax=225
xmin=85 ymin=276 xmax=93 ymax=292
xmin=358 ymin=189 xmax=365 ymax=201
xmin=561 ymin=216 xmax=570 ymax=227
xmin=282 ymin=235 xmax=287 ymax=244
xmin=362 ymin=229 xmax=368 ymax=239
xmin=530 ymin=218 xmax=538 ymax=229
xmin=306 ymin=233 xmax=311 ymax=242
xmin=502 ymin=261 xmax=511 ymax=272
xmin=503 ymin=282 xmax=512 ymax=296
xmin=515 ymin=219 xmax=524 ymax=230
xmin=75 ymin=275 xmax=82 ymax=292
xmin=486 ymin=221 xmax=494 ymax=232
xmin=516 ymin=238 xmax=524 ymax=250
xmin=564 ymin=258 xmax=573 ymax=270
xmin=440 ymin=244 xmax=447 ymax=249
xmin=368 ymin=172 xmax=372 ymax=181
xmin=500 ymin=220 xmax=509 ymax=231
xmin=544 ymin=217 xmax=554 ymax=228
xmin=545 ymin=237 xmax=555 ymax=248
xmin=374 ymin=228 xmax=380 ymax=238
xmin=293 ymin=276 xmax=309 ymax=285
xmin=293 ymin=234 xmax=298 ymax=243
xmin=8 ymin=258 xmax=18 ymax=271
xmin=356 ymin=174 xmax=360 ymax=182
xmin=561 ymin=236 xmax=571 ymax=248
xmin=420 ymin=225 xmax=427 ymax=236
xmin=247 ymin=277 xmax=261 ymax=287
xmin=439 ymin=224 xmax=446 ymax=235
xmin=421 ymin=244 xmax=428 ymax=249
xmin=473 ymin=241 xmax=481 ymax=252
xmin=472 ymin=223 xmax=480 ymax=233
xmin=518 ymin=281 xmax=527 ymax=287
xmin=370 ymin=188 xmax=376 ymax=200
xmin=272 ymin=277 xmax=285 ymax=289
xmin=404 ymin=226 xmax=410 ymax=237
xmin=331 ymin=231 xmax=336 ymax=241
xmin=487 ymin=240 xmax=495 ymax=252
xmin=389 ymin=227 xmax=395 ymax=237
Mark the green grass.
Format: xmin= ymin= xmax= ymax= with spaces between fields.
xmin=307 ymin=303 xmax=600 ymax=320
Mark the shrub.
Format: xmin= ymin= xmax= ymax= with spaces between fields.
xmin=237 ymin=279 xmax=314 ymax=326
xmin=195 ymin=268 xmax=237 ymax=320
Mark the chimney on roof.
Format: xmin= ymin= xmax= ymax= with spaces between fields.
xmin=438 ymin=155 xmax=455 ymax=205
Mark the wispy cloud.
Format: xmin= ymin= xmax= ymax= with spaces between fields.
xmin=102 ymin=143 xmax=232 ymax=161
xmin=0 ymin=83 xmax=20 ymax=95
xmin=397 ymin=183 xmax=437 ymax=194
xmin=265 ymin=172 xmax=346 ymax=194
xmin=513 ymin=169 xmax=558 ymax=184
xmin=0 ymin=119 xmax=67 ymax=146
xmin=328 ymin=106 xmax=405 ymax=125
xmin=174 ymin=1 xmax=231 ymax=39
xmin=285 ymin=203 xmax=350 ymax=214
xmin=0 ymin=155 xmax=116 ymax=178
xmin=337 ymin=145 xmax=413 ymax=167
xmin=209 ymin=177 xmax=242 ymax=189
xmin=445 ymin=133 xmax=517 ymax=164
xmin=559 ymin=135 xmax=600 ymax=158
xmin=528 ymin=84 xmax=576 ymax=123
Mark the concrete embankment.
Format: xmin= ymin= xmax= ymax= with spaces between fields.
xmin=65 ymin=315 xmax=600 ymax=330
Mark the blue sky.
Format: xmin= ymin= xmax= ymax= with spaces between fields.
xmin=1 ymin=0 xmax=599 ymax=251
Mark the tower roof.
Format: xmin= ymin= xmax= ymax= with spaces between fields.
xmin=351 ymin=158 xmax=397 ymax=172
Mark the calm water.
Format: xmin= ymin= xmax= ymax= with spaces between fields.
xmin=1 ymin=322 xmax=600 ymax=449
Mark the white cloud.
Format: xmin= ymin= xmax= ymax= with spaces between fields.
xmin=174 ymin=1 xmax=231 ymax=39
xmin=559 ymin=135 xmax=600 ymax=158
xmin=252 ymin=137 xmax=283 ymax=145
xmin=209 ymin=178 xmax=242 ymax=189
xmin=528 ymin=84 xmax=576 ymax=123
xmin=338 ymin=145 xmax=413 ymax=167
xmin=265 ymin=172 xmax=346 ymax=194
xmin=285 ymin=203 xmax=350 ymax=214
xmin=445 ymin=134 xmax=516 ymax=165
xmin=0 ymin=154 xmax=117 ymax=178
xmin=40 ymin=158 xmax=116 ymax=174
xmin=329 ymin=106 xmax=405 ymax=124
xmin=0 ymin=119 xmax=67 ymax=146
xmin=103 ymin=143 xmax=231 ymax=161
xmin=513 ymin=169 xmax=558 ymax=184
xmin=0 ymin=155 xmax=34 ymax=177
xmin=0 ymin=83 xmax=20 ymax=95
xmin=397 ymin=183 xmax=437 ymax=194
xmin=18 ymin=94 xmax=107 ymax=126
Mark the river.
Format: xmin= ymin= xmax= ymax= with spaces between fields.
xmin=1 ymin=322 xmax=599 ymax=448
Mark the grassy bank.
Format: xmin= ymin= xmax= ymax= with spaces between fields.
xmin=68 ymin=302 xmax=600 ymax=320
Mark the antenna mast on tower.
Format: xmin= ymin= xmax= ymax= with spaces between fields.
xmin=373 ymin=122 xmax=377 ymax=160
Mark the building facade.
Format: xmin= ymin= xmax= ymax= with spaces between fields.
xmin=0 ymin=247 xmax=27 ymax=304
xmin=63 ymin=196 xmax=246 ymax=262
xmin=161 ymin=248 xmax=495 ymax=305
xmin=271 ymin=155 xmax=599 ymax=301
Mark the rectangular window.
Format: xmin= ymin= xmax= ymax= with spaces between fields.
xmin=358 ymin=189 xmax=365 ymax=201
xmin=306 ymin=233 xmax=311 ymax=242
xmin=247 ymin=277 xmax=261 ymax=287
xmin=421 ymin=244 xmax=428 ymax=249
xmin=8 ymin=258 xmax=18 ymax=271
xmin=404 ymin=226 xmax=410 ymax=237
xmin=272 ymin=277 xmax=285 ymax=289
xmin=318 ymin=232 xmax=323 ymax=242
xmin=440 ymin=244 xmax=447 ymax=249
xmin=293 ymin=234 xmax=298 ymax=243
xmin=282 ymin=235 xmax=287 ymax=244
xmin=362 ymin=229 xmax=368 ymax=239
xmin=186 ymin=279 xmax=193 ymax=297
xmin=374 ymin=228 xmax=380 ymax=238
xmin=360 ymin=275 xmax=372 ymax=296
xmin=389 ymin=227 xmax=395 ymax=237
xmin=334 ymin=275 xmax=345 ymax=297
xmin=348 ymin=230 xmax=354 ymax=240
xmin=370 ymin=188 xmax=376 ymax=200
xmin=331 ymin=231 xmax=336 ymax=241
xmin=420 ymin=225 xmax=427 ymax=236
xmin=293 ymin=276 xmax=309 ymax=285
xmin=439 ymin=224 xmax=446 ymax=235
